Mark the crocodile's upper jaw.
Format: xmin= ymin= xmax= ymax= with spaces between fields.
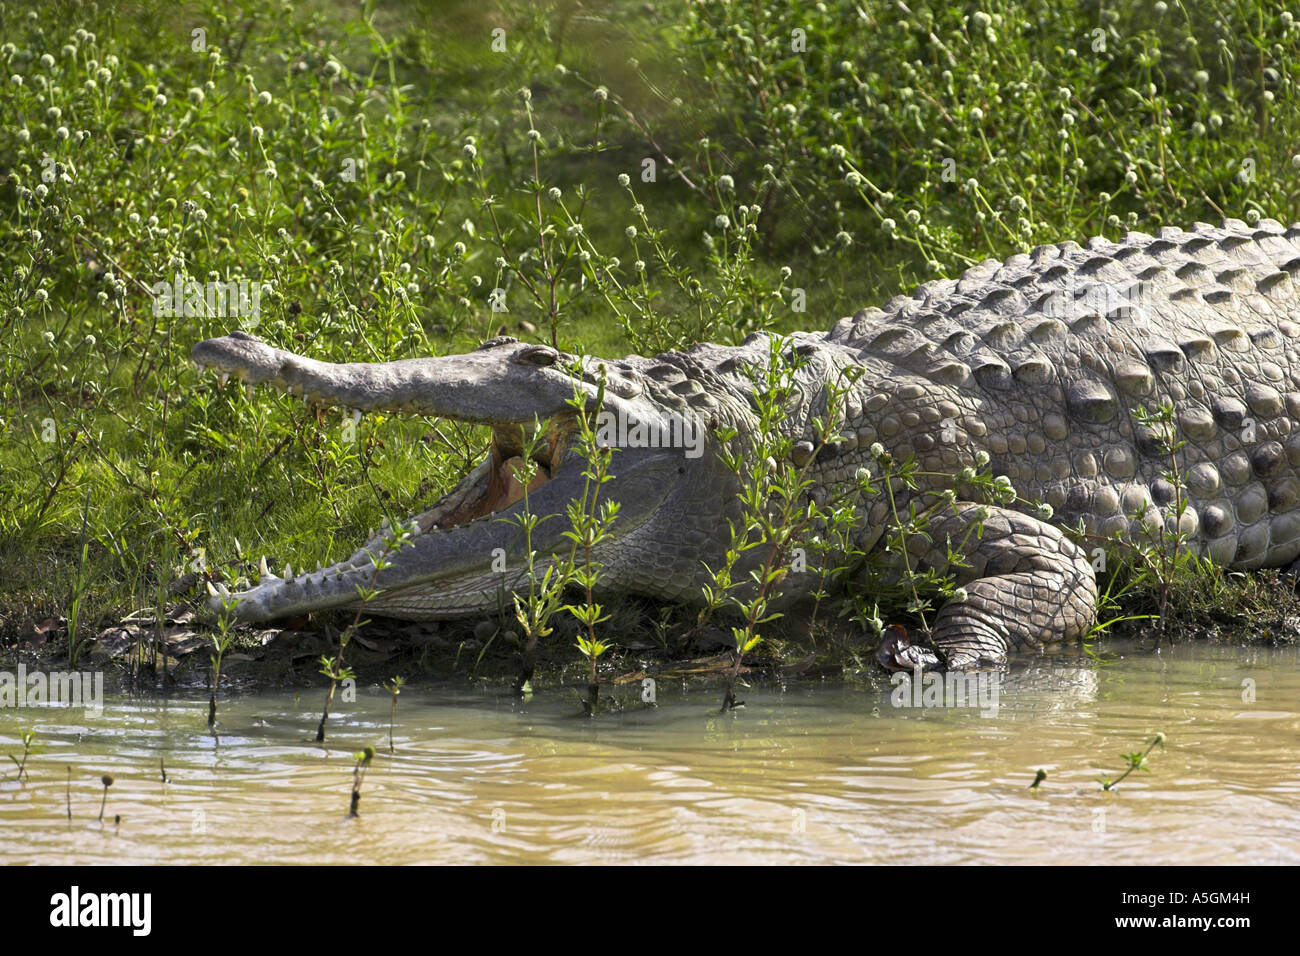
xmin=192 ymin=332 xmax=709 ymax=622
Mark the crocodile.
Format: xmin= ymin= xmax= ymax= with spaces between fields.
xmin=193 ymin=218 xmax=1300 ymax=669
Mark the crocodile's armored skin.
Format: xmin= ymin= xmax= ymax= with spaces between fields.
xmin=194 ymin=218 xmax=1300 ymax=669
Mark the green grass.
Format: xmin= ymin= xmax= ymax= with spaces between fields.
xmin=3 ymin=0 xmax=1300 ymax=663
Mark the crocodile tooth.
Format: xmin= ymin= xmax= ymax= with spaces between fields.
xmin=316 ymin=560 xmax=323 ymax=570
xmin=219 ymin=373 xmax=230 ymax=387
xmin=283 ymin=563 xmax=293 ymax=581
xmin=217 ymin=583 xmax=231 ymax=597
xmin=206 ymin=580 xmax=220 ymax=598
xmin=410 ymin=523 xmax=422 ymax=538
xmin=260 ymin=556 xmax=272 ymax=580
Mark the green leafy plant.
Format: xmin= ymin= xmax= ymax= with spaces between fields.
xmin=349 ymin=746 xmax=375 ymax=818
xmin=383 ymin=676 xmax=404 ymax=754
xmin=1099 ymin=733 xmax=1167 ymax=791
xmin=558 ymin=363 xmax=620 ymax=715
xmin=207 ymin=595 xmax=240 ymax=729
xmin=316 ymin=524 xmax=413 ymax=743
xmin=7 ymin=730 xmax=41 ymax=782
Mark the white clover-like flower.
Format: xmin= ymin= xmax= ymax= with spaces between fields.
xmin=188 ymin=87 xmax=204 ymax=104
xmin=717 ymin=174 xmax=734 ymax=191
xmin=40 ymin=54 xmax=54 ymax=68
xmin=617 ymin=173 xmax=630 ymax=187
xmin=625 ymin=226 xmax=637 ymax=239
xmin=258 ymin=91 xmax=272 ymax=106
xmin=547 ymin=186 xmax=561 ymax=201
xmin=463 ymin=143 xmax=477 ymax=159
xmin=323 ymin=60 xmax=341 ymax=77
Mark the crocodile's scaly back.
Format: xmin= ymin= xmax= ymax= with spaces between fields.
xmin=827 ymin=218 xmax=1300 ymax=570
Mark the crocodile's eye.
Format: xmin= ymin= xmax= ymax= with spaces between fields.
xmin=514 ymin=344 xmax=558 ymax=367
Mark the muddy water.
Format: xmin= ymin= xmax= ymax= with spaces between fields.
xmin=1 ymin=640 xmax=1297 ymax=864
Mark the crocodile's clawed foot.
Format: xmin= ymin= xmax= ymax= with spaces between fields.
xmin=876 ymin=625 xmax=942 ymax=672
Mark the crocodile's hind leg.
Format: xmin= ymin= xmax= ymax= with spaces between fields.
xmin=878 ymin=503 xmax=1098 ymax=671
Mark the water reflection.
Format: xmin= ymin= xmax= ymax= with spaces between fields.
xmin=1 ymin=641 xmax=1297 ymax=864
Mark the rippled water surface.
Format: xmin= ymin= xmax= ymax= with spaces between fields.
xmin=2 ymin=641 xmax=1298 ymax=864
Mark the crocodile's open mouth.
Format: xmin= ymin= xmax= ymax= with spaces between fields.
xmin=417 ymin=420 xmax=573 ymax=535
xmin=205 ymin=403 xmax=591 ymax=621
xmin=190 ymin=330 xmax=685 ymax=621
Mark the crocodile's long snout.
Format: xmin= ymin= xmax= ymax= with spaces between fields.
xmin=192 ymin=331 xmax=586 ymax=423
